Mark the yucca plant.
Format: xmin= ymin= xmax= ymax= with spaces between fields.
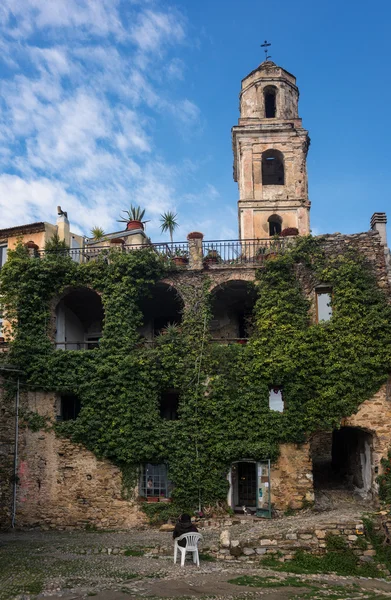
xmin=160 ymin=211 xmax=178 ymax=243
xmin=117 ymin=205 xmax=146 ymax=224
xmin=90 ymin=226 xmax=105 ymax=241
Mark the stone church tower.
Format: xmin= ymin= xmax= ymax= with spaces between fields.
xmin=232 ymin=60 xmax=310 ymax=239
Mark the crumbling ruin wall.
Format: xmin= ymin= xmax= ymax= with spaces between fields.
xmin=0 ymin=386 xmax=144 ymax=530
xmin=271 ymin=443 xmax=314 ymax=510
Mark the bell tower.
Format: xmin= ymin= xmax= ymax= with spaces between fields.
xmin=232 ymin=60 xmax=310 ymax=239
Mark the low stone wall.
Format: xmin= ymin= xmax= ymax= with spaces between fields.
xmin=215 ymin=520 xmax=374 ymax=562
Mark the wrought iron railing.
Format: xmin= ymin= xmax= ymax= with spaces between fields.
xmin=33 ymin=238 xmax=285 ymax=266
xmin=202 ymin=238 xmax=285 ymax=266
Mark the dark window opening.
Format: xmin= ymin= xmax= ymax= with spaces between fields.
xmin=268 ymin=214 xmax=282 ymax=237
xmin=264 ymin=88 xmax=276 ymax=118
xmin=55 ymin=288 xmax=104 ymax=350
xmin=60 ymin=395 xmax=81 ymax=421
xmin=160 ymin=389 xmax=179 ymax=420
xmin=311 ymin=428 xmax=372 ymax=494
xmin=138 ymin=283 xmax=184 ymax=341
xmin=140 ymin=463 xmax=172 ymax=499
xmin=262 ymin=150 xmax=284 ymax=185
xmin=210 ymin=281 xmax=256 ymax=342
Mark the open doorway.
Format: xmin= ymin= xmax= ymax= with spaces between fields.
xmin=230 ymin=461 xmax=257 ymax=512
xmin=311 ymin=427 xmax=373 ymax=496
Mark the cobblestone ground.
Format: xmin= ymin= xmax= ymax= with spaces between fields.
xmin=2 ymin=505 xmax=391 ymax=600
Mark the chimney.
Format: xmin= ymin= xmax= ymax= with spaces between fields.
xmin=56 ymin=206 xmax=70 ymax=245
xmin=370 ymin=213 xmax=388 ymax=247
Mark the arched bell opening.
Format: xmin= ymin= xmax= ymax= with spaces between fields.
xmin=264 ymin=85 xmax=277 ymax=118
xmin=262 ymin=150 xmax=285 ymax=186
xmin=268 ymin=214 xmax=282 ymax=237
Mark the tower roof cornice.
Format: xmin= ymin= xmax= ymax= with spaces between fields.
xmin=241 ymin=61 xmax=297 ymax=89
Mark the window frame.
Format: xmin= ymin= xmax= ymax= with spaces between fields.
xmin=268 ymin=386 xmax=284 ymax=412
xmin=140 ymin=463 xmax=172 ymax=499
xmin=315 ymin=286 xmax=333 ymax=323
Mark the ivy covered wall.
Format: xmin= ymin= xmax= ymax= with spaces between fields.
xmin=1 ymin=234 xmax=391 ymax=520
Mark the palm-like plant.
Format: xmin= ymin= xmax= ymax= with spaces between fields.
xmin=117 ymin=205 xmax=146 ymax=224
xmin=160 ymin=211 xmax=178 ymax=243
xmin=90 ymin=226 xmax=105 ymax=241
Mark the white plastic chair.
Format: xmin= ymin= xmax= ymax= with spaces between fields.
xmin=173 ymin=532 xmax=203 ymax=567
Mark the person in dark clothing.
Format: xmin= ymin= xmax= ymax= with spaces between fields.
xmin=173 ymin=513 xmax=198 ymax=548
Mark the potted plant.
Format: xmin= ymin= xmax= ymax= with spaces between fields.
xmin=117 ymin=205 xmax=146 ymax=231
xmin=172 ymin=248 xmax=188 ymax=266
xmin=281 ymin=227 xmax=299 ymax=237
xmin=204 ymin=248 xmax=221 ymax=265
xmin=256 ymin=246 xmax=268 ymax=263
xmin=90 ymin=227 xmax=105 ymax=242
xmin=265 ymin=235 xmax=282 ymax=260
xmin=160 ymin=211 xmax=179 ymax=243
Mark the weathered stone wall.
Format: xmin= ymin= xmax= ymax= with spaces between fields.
xmin=216 ymin=519 xmax=370 ymax=562
xmin=271 ymin=443 xmax=314 ymax=511
xmin=0 ymin=385 xmax=144 ymax=530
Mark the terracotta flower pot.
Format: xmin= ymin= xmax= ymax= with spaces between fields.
xmin=146 ymin=496 xmax=160 ymax=503
xmin=173 ymin=256 xmax=188 ymax=266
xmin=187 ymin=231 xmax=204 ymax=240
xmin=25 ymin=241 xmax=39 ymax=250
xmin=126 ymin=220 xmax=144 ymax=231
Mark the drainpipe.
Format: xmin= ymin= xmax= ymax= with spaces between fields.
xmin=0 ymin=366 xmax=23 ymax=528
xmin=11 ymin=376 xmax=20 ymax=529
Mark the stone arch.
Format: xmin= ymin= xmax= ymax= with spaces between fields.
xmin=262 ymin=149 xmax=284 ymax=186
xmin=264 ymin=85 xmax=277 ymax=118
xmin=310 ymin=426 xmax=374 ymax=496
xmin=55 ymin=287 xmax=104 ymax=350
xmin=138 ymin=282 xmax=184 ymax=340
xmin=209 ymin=279 xmax=257 ymax=341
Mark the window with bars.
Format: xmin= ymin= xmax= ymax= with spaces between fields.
xmin=140 ymin=463 xmax=172 ymax=498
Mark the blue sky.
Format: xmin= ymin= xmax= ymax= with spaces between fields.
xmin=0 ymin=0 xmax=390 ymax=243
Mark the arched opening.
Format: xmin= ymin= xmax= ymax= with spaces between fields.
xmin=268 ymin=214 xmax=282 ymax=236
xmin=138 ymin=282 xmax=184 ymax=341
xmin=210 ymin=281 xmax=256 ymax=342
xmin=262 ymin=150 xmax=284 ymax=186
xmin=311 ymin=427 xmax=373 ymax=496
xmin=55 ymin=288 xmax=104 ymax=350
xmin=264 ymin=86 xmax=277 ymax=118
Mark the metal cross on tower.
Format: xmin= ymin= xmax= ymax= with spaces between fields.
xmin=261 ymin=40 xmax=271 ymax=61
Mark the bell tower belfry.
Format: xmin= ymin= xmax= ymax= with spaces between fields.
xmin=232 ymin=61 xmax=310 ymax=239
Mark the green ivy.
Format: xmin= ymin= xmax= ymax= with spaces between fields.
xmin=1 ymin=236 xmax=391 ymax=514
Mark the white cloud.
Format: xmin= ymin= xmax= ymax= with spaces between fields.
xmin=0 ymin=1 xmax=211 ymax=239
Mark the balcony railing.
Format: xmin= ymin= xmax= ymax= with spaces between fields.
xmin=32 ymin=238 xmax=286 ymax=266
xmin=202 ymin=239 xmax=285 ymax=266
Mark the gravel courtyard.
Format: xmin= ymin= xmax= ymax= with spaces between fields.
xmin=2 ymin=512 xmax=391 ymax=600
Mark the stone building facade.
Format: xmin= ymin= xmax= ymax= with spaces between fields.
xmin=1 ymin=59 xmax=391 ymax=530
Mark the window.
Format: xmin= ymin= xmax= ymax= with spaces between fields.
xmin=269 ymin=387 xmax=284 ymax=412
xmin=264 ymin=86 xmax=277 ymax=118
xmin=268 ymin=214 xmax=282 ymax=236
xmin=59 ymin=395 xmax=81 ymax=421
xmin=160 ymin=389 xmax=179 ymax=420
xmin=140 ymin=463 xmax=172 ymax=499
xmin=316 ymin=288 xmax=332 ymax=322
xmin=0 ymin=246 xmax=7 ymax=269
xmin=262 ymin=150 xmax=284 ymax=185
